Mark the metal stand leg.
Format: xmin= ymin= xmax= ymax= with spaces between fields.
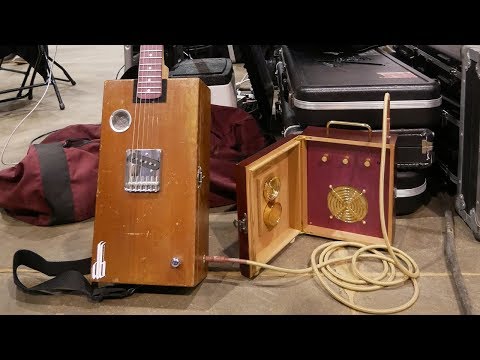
xmin=0 ymin=45 xmax=75 ymax=110
xmin=50 ymin=76 xmax=65 ymax=110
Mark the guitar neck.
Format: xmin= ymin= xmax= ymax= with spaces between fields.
xmin=137 ymin=45 xmax=164 ymax=100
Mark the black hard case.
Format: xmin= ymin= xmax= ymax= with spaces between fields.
xmin=280 ymin=45 xmax=442 ymax=130
xmin=388 ymin=128 xmax=434 ymax=169
xmin=392 ymin=45 xmax=462 ymax=104
xmin=391 ymin=45 xmax=462 ymax=185
xmin=455 ymin=45 xmax=480 ymax=240
xmin=169 ymin=58 xmax=233 ymax=86
xmin=396 ymin=170 xmax=429 ymax=216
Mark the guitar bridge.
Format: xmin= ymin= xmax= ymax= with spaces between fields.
xmin=124 ymin=149 xmax=162 ymax=192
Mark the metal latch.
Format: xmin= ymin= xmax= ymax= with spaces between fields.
xmin=197 ymin=166 xmax=205 ymax=188
xmin=421 ymin=139 xmax=433 ymax=154
xmin=288 ymin=92 xmax=294 ymax=107
xmin=233 ymin=213 xmax=248 ymax=234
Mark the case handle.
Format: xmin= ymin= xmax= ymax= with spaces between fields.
xmin=326 ymin=121 xmax=373 ymax=141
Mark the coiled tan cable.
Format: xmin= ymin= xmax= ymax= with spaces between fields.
xmin=208 ymin=93 xmax=420 ymax=314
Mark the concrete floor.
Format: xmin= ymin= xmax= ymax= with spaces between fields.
xmin=1 ymin=45 xmax=479 ymax=315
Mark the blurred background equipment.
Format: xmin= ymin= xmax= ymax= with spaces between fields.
xmin=0 ymin=45 xmax=75 ymax=110
xmin=122 ymin=45 xmax=237 ymax=108
xmin=391 ymin=45 xmax=462 ymax=195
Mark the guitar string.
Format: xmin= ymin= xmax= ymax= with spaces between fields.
xmin=145 ymin=44 xmax=154 ymax=184
xmin=128 ymin=46 xmax=162 ymax=221
xmin=130 ymin=45 xmax=141 ymax=189
xmin=155 ymin=45 xmax=161 ymax=188
xmin=150 ymin=45 xmax=162 ymax=188
xmin=155 ymin=45 xmax=163 ymax=188
xmin=130 ymin=45 xmax=143 ymax=238
xmin=128 ymin=46 xmax=140 ymax=253
xmin=140 ymin=45 xmax=150 ymax=191
xmin=138 ymin=45 xmax=150 ymax=247
xmin=137 ymin=45 xmax=146 ymax=190
xmin=145 ymin=45 xmax=162 ymax=190
xmin=148 ymin=45 xmax=159 ymax=190
xmin=138 ymin=45 xmax=145 ymax=190
xmin=139 ymin=45 xmax=149 ymax=190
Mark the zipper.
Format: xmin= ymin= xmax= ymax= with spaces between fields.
xmin=62 ymin=138 xmax=93 ymax=148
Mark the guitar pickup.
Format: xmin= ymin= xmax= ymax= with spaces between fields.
xmin=124 ymin=149 xmax=162 ymax=192
xmin=126 ymin=152 xmax=161 ymax=170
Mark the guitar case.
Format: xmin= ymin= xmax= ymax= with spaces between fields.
xmin=278 ymin=45 xmax=442 ymax=130
xmin=395 ymin=170 xmax=429 ymax=216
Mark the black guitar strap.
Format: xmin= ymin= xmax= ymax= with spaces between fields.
xmin=12 ymin=249 xmax=137 ymax=301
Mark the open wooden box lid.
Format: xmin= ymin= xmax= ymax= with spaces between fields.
xmin=236 ymin=125 xmax=397 ymax=278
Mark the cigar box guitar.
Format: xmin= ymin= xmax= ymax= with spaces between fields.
xmin=236 ymin=94 xmax=397 ymax=278
xmin=91 ymin=45 xmax=211 ymax=287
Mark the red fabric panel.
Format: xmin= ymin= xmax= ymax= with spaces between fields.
xmin=306 ymin=141 xmax=391 ymax=238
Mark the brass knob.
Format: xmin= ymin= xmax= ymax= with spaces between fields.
xmin=321 ymin=154 xmax=328 ymax=162
xmin=364 ymin=158 xmax=371 ymax=167
xmin=263 ymin=202 xmax=282 ymax=229
xmin=342 ymin=156 xmax=349 ymax=165
xmin=263 ymin=176 xmax=281 ymax=202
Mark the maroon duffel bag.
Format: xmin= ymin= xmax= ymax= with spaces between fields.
xmin=0 ymin=124 xmax=100 ymax=226
xmin=0 ymin=105 xmax=269 ymax=226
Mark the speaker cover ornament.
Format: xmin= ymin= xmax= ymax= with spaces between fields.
xmin=327 ymin=185 xmax=368 ymax=223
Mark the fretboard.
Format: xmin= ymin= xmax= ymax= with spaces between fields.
xmin=136 ymin=45 xmax=163 ymax=100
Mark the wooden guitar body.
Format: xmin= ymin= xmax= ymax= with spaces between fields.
xmin=91 ymin=47 xmax=211 ymax=287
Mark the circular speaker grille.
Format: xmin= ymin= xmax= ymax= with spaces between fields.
xmin=263 ymin=202 xmax=282 ymax=229
xmin=327 ymin=186 xmax=368 ymax=223
xmin=263 ymin=176 xmax=281 ymax=202
xmin=109 ymin=109 xmax=132 ymax=133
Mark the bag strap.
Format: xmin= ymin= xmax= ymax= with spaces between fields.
xmin=13 ymin=249 xmax=137 ymax=301
xmin=34 ymin=139 xmax=93 ymax=226
xmin=35 ymin=142 xmax=76 ymax=225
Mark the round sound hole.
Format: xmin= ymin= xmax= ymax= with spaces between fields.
xmin=327 ymin=185 xmax=368 ymax=223
xmin=263 ymin=202 xmax=282 ymax=229
xmin=109 ymin=109 xmax=132 ymax=133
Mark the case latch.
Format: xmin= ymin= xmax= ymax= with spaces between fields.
xmin=197 ymin=166 xmax=205 ymax=188
xmin=233 ymin=213 xmax=248 ymax=234
xmin=421 ymin=139 xmax=433 ymax=154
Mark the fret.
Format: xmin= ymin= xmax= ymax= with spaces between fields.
xmin=138 ymin=75 xmax=162 ymax=78
xmin=137 ymin=87 xmax=162 ymax=89
xmin=137 ymin=91 xmax=162 ymax=94
xmin=140 ymin=49 xmax=163 ymax=52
